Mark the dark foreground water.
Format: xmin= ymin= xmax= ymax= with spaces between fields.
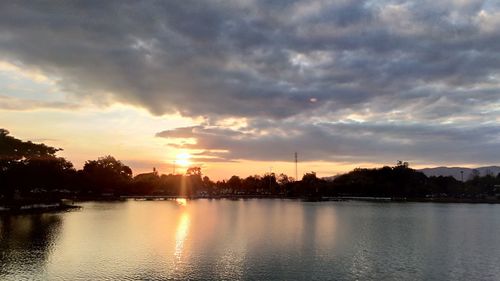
xmin=1 ymin=200 xmax=500 ymax=281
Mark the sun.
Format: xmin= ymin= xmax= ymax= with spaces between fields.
xmin=175 ymin=152 xmax=192 ymax=167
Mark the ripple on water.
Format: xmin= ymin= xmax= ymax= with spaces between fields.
xmin=1 ymin=200 xmax=500 ymax=280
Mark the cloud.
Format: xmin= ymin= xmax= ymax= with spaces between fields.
xmin=156 ymin=119 xmax=500 ymax=165
xmin=0 ymin=95 xmax=79 ymax=111
xmin=0 ymin=1 xmax=498 ymax=119
xmin=1 ymin=1 xmax=500 ymax=166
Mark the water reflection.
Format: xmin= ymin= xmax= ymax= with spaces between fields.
xmin=175 ymin=198 xmax=187 ymax=206
xmin=174 ymin=212 xmax=190 ymax=261
xmin=0 ymin=214 xmax=62 ymax=280
xmin=2 ymin=201 xmax=500 ymax=280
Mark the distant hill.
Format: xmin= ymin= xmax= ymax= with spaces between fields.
xmin=418 ymin=166 xmax=500 ymax=181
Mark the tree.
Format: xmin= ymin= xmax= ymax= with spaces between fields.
xmin=132 ymin=169 xmax=161 ymax=195
xmin=0 ymin=129 xmax=75 ymax=198
xmin=186 ymin=166 xmax=202 ymax=176
xmin=396 ymin=160 xmax=409 ymax=168
xmin=262 ymin=173 xmax=278 ymax=194
xmin=83 ymin=156 xmax=132 ymax=178
xmin=299 ymin=172 xmax=320 ymax=196
xmin=0 ymin=129 xmax=61 ymax=170
xmin=277 ymin=173 xmax=290 ymax=185
xmin=302 ymin=172 xmax=318 ymax=183
xmin=202 ymin=176 xmax=215 ymax=195
xmin=227 ymin=175 xmax=242 ymax=193
xmin=82 ymin=156 xmax=132 ymax=194
xmin=331 ymin=165 xmax=427 ymax=197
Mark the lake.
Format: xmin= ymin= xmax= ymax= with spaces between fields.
xmin=1 ymin=199 xmax=500 ymax=280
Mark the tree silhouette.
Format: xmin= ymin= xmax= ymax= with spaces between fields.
xmin=186 ymin=166 xmax=201 ymax=176
xmin=82 ymin=156 xmax=132 ymax=195
xmin=0 ymin=129 xmax=74 ymax=199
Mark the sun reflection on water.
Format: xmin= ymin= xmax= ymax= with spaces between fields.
xmin=175 ymin=198 xmax=187 ymax=206
xmin=175 ymin=211 xmax=190 ymax=262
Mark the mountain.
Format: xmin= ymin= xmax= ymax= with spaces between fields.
xmin=418 ymin=166 xmax=500 ymax=181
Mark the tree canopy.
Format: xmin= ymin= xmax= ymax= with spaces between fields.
xmin=82 ymin=156 xmax=132 ymax=193
xmin=0 ymin=129 xmax=62 ymax=169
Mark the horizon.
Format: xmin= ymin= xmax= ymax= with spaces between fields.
xmin=4 ymin=126 xmax=496 ymax=181
xmin=1 ymin=1 xmax=500 ymax=180
xmin=4 ymin=128 xmax=498 ymax=181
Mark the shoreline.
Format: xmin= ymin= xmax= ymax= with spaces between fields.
xmin=108 ymin=195 xmax=500 ymax=204
xmin=2 ymin=196 xmax=500 ymax=215
xmin=0 ymin=203 xmax=81 ymax=215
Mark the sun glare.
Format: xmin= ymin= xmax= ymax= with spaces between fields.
xmin=175 ymin=152 xmax=192 ymax=167
xmin=175 ymin=198 xmax=187 ymax=206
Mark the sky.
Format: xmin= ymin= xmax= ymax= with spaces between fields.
xmin=1 ymin=0 xmax=500 ymax=180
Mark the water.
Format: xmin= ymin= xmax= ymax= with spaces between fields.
xmin=1 ymin=200 xmax=500 ymax=280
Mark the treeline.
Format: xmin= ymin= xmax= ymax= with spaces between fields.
xmin=330 ymin=163 xmax=500 ymax=199
xmin=0 ymin=129 xmax=206 ymax=201
xmin=2 ymin=129 xmax=500 ymax=202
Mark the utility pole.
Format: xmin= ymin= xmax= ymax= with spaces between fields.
xmin=173 ymin=160 xmax=176 ymax=175
xmin=294 ymin=152 xmax=298 ymax=181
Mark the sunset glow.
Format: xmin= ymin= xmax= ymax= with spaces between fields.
xmin=175 ymin=153 xmax=192 ymax=168
xmin=175 ymin=198 xmax=187 ymax=206
xmin=1 ymin=1 xmax=499 ymax=180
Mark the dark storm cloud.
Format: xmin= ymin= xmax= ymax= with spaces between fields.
xmin=1 ymin=0 xmax=499 ymax=117
xmin=1 ymin=0 xmax=500 ymax=164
